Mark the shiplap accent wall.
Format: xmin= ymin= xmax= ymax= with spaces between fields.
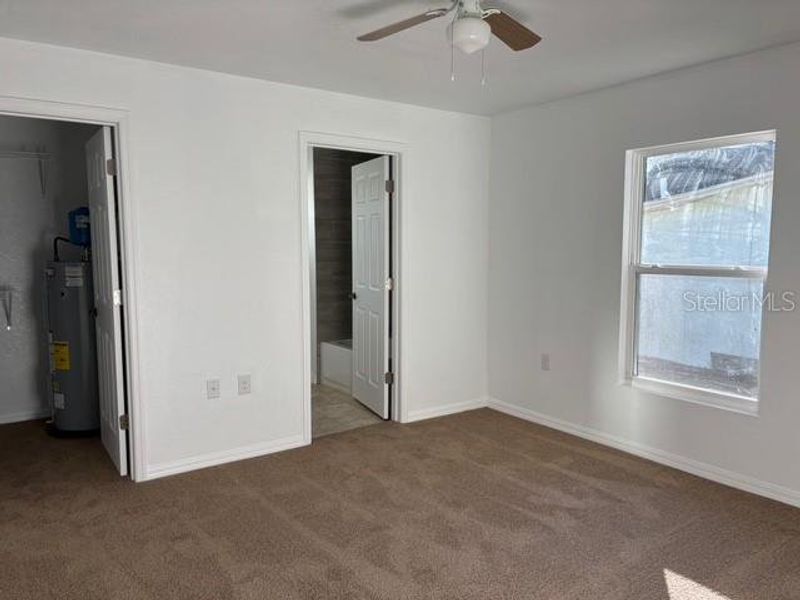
xmin=313 ymin=148 xmax=378 ymax=361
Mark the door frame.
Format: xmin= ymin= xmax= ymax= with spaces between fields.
xmin=299 ymin=131 xmax=405 ymax=441
xmin=0 ymin=95 xmax=145 ymax=481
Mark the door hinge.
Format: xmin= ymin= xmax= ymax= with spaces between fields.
xmin=385 ymin=179 xmax=395 ymax=194
xmin=119 ymin=414 xmax=129 ymax=430
xmin=106 ymin=158 xmax=117 ymax=177
xmin=385 ymin=277 xmax=394 ymax=291
xmin=384 ymin=371 xmax=395 ymax=385
xmin=113 ymin=289 xmax=123 ymax=306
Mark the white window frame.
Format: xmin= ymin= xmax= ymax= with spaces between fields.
xmin=618 ymin=130 xmax=776 ymax=417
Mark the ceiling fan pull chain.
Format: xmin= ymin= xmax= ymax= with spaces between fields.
xmin=450 ymin=36 xmax=456 ymax=81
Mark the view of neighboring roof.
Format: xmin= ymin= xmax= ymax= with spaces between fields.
xmin=645 ymin=141 xmax=775 ymax=202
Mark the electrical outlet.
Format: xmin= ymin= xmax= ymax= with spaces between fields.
xmin=237 ymin=374 xmax=252 ymax=395
xmin=206 ymin=378 xmax=221 ymax=399
xmin=540 ymin=353 xmax=551 ymax=371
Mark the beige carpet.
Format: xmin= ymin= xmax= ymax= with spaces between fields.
xmin=1 ymin=409 xmax=799 ymax=599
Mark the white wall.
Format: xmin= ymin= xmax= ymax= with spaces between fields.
xmin=0 ymin=37 xmax=490 ymax=478
xmin=489 ymin=43 xmax=800 ymax=505
xmin=0 ymin=115 xmax=96 ymax=424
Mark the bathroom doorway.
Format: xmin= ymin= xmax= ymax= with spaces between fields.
xmin=302 ymin=136 xmax=400 ymax=439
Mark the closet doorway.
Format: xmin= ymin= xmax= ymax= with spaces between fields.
xmin=0 ymin=101 xmax=138 ymax=479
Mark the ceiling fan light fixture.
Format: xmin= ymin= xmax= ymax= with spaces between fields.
xmin=451 ymin=16 xmax=491 ymax=54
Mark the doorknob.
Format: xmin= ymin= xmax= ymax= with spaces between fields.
xmin=350 ymin=292 xmax=357 ymax=300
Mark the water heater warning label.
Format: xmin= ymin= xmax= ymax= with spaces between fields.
xmin=64 ymin=265 xmax=84 ymax=288
xmin=53 ymin=341 xmax=71 ymax=371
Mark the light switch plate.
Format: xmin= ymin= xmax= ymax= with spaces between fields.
xmin=237 ymin=374 xmax=252 ymax=395
xmin=207 ymin=378 xmax=221 ymax=399
xmin=540 ymin=353 xmax=551 ymax=371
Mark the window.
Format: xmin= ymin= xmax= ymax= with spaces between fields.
xmin=619 ymin=131 xmax=777 ymax=415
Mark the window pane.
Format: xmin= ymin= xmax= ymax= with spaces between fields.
xmin=636 ymin=274 xmax=764 ymax=398
xmin=641 ymin=141 xmax=775 ymax=267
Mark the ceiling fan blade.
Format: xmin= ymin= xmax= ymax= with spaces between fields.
xmin=357 ymin=8 xmax=449 ymax=41
xmin=485 ymin=11 xmax=542 ymax=51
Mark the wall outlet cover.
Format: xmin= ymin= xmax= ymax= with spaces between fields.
xmin=237 ymin=374 xmax=252 ymax=395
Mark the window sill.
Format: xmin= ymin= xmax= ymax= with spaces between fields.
xmin=625 ymin=376 xmax=759 ymax=417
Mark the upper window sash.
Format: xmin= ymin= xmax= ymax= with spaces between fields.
xmin=630 ymin=130 xmax=777 ymax=161
xmin=622 ymin=130 xmax=776 ymax=269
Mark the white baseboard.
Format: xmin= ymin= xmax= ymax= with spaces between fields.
xmin=487 ymin=397 xmax=800 ymax=509
xmin=404 ymin=397 xmax=488 ymax=423
xmin=144 ymin=396 xmax=489 ymax=480
xmin=0 ymin=408 xmax=50 ymax=425
xmin=144 ymin=434 xmax=307 ymax=481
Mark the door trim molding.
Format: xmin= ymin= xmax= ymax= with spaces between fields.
xmin=0 ymin=94 xmax=145 ymax=481
xmin=298 ymin=131 xmax=406 ymax=443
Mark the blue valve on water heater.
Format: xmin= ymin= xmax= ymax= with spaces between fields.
xmin=68 ymin=207 xmax=91 ymax=248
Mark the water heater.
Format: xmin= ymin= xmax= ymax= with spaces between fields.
xmin=46 ymin=261 xmax=100 ymax=434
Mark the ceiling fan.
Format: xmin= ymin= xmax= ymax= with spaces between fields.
xmin=356 ymin=0 xmax=541 ymax=55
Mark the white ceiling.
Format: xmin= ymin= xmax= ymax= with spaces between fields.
xmin=1 ymin=0 xmax=800 ymax=115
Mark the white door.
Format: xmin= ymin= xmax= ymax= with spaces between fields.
xmin=351 ymin=156 xmax=391 ymax=418
xmin=86 ymin=127 xmax=128 ymax=476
